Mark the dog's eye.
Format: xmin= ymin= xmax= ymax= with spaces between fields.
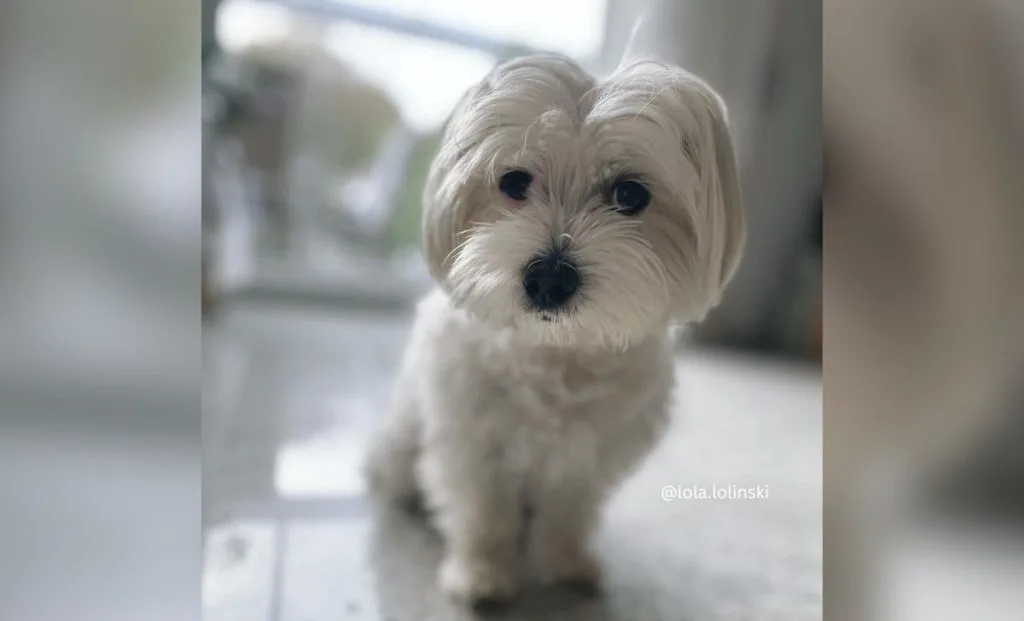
xmin=499 ymin=169 xmax=532 ymax=201
xmin=611 ymin=179 xmax=651 ymax=215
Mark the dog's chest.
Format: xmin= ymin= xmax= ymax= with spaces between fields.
xmin=488 ymin=349 xmax=664 ymax=486
xmin=492 ymin=349 xmax=633 ymax=433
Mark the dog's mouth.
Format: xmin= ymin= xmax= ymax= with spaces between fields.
xmin=527 ymin=307 xmax=574 ymax=323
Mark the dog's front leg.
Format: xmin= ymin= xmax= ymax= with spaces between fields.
xmin=420 ymin=439 xmax=523 ymax=607
xmin=529 ymin=479 xmax=603 ymax=594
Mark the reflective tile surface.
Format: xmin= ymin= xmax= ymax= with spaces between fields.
xmin=203 ymin=305 xmax=822 ymax=620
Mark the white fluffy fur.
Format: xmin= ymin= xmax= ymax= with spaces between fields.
xmin=364 ymin=54 xmax=745 ymax=605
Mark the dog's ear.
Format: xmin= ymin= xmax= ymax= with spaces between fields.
xmin=421 ymin=127 xmax=460 ymax=285
xmin=420 ymin=85 xmax=483 ymax=286
xmin=701 ymin=90 xmax=746 ymax=293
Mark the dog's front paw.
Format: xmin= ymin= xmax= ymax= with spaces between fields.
xmin=439 ymin=553 xmax=518 ymax=609
xmin=537 ymin=547 xmax=603 ymax=596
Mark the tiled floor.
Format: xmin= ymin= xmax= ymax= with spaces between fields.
xmin=203 ymin=303 xmax=822 ymax=621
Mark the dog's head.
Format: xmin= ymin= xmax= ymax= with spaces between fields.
xmin=422 ymin=54 xmax=745 ymax=348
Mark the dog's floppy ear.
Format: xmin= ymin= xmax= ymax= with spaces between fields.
xmin=420 ymin=85 xmax=483 ymax=286
xmin=421 ymin=125 xmax=461 ymax=285
xmin=702 ymin=91 xmax=746 ymax=293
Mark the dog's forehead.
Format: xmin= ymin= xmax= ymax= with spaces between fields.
xmin=478 ymin=56 xmax=595 ymax=116
xmin=483 ymin=63 xmax=701 ymax=124
xmin=452 ymin=57 xmax=712 ymax=186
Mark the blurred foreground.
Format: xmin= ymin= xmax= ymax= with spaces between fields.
xmin=0 ymin=1 xmax=200 ymax=620
xmin=825 ymin=0 xmax=1024 ymax=619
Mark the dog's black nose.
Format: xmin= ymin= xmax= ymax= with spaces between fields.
xmin=523 ymin=253 xmax=580 ymax=311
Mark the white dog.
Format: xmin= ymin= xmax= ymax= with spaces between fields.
xmin=364 ymin=53 xmax=745 ymax=607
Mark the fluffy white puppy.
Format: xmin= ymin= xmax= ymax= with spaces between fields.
xmin=364 ymin=53 xmax=745 ymax=606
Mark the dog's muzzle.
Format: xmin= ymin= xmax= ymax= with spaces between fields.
xmin=522 ymin=250 xmax=580 ymax=312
